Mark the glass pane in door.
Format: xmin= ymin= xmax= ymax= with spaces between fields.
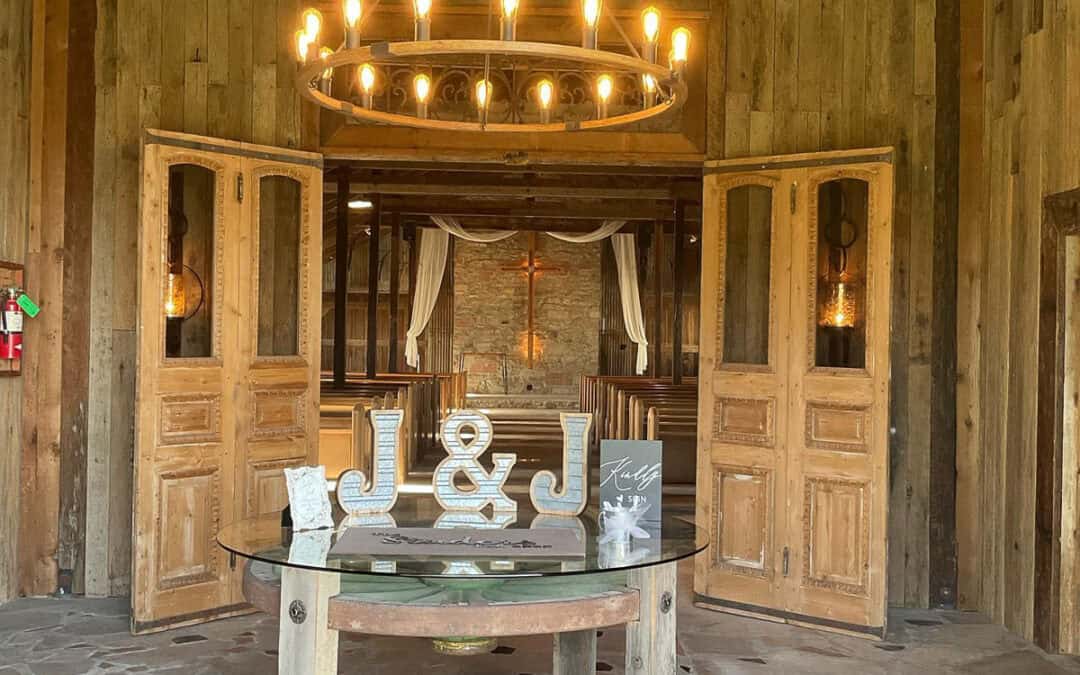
xmin=164 ymin=164 xmax=216 ymax=359
xmin=257 ymin=175 xmax=302 ymax=356
xmin=814 ymin=178 xmax=869 ymax=369
xmin=722 ymin=184 xmax=772 ymax=365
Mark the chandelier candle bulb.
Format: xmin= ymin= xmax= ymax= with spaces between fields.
xmin=318 ymin=47 xmax=334 ymax=95
xmin=475 ymin=78 xmax=492 ymax=124
xmin=537 ymin=79 xmax=554 ymax=123
xmin=413 ymin=0 xmax=432 ymax=40
xmin=641 ymin=6 xmax=660 ymax=63
xmin=642 ymin=73 xmax=657 ymax=108
xmin=670 ymin=26 xmax=690 ymax=76
xmin=596 ymin=73 xmax=613 ymax=119
xmin=344 ymin=0 xmax=362 ymax=47
xmin=294 ymin=29 xmax=312 ymax=64
xmin=301 ymin=7 xmax=323 ymax=41
xmin=358 ymin=63 xmax=375 ymax=108
xmin=414 ymin=73 xmax=431 ymax=118
xmin=501 ymin=0 xmax=518 ymax=41
xmin=581 ymin=0 xmax=601 ymax=48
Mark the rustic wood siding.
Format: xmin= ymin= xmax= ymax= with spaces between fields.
xmin=956 ymin=0 xmax=1080 ymax=642
xmin=84 ymin=0 xmax=318 ymax=596
xmin=0 ymin=0 xmax=32 ymax=604
xmin=720 ymin=0 xmax=959 ymax=608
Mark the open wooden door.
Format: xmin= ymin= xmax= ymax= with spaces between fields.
xmin=133 ymin=130 xmax=322 ymax=633
xmin=695 ymin=148 xmax=893 ymax=638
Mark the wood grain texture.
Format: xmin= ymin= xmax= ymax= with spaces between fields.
xmin=721 ymin=0 xmax=958 ymax=609
xmin=956 ymin=0 xmax=1080 ymax=646
xmin=85 ymin=0 xmax=318 ymax=596
xmin=0 ymin=0 xmax=32 ymax=604
xmin=20 ymin=0 xmax=70 ymax=597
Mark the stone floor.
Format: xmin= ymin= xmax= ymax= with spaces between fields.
xmin=1 ymin=560 xmax=1078 ymax=675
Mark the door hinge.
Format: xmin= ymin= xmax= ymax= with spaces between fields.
xmin=789 ymin=182 xmax=797 ymax=214
xmin=236 ymin=173 xmax=245 ymax=203
xmin=782 ymin=546 xmax=790 ymax=576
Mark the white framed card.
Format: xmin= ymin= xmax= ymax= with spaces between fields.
xmin=284 ymin=465 xmax=334 ymax=531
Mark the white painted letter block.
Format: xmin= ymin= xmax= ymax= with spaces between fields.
xmin=433 ymin=411 xmax=517 ymax=512
xmin=530 ymin=413 xmax=592 ymax=516
xmin=336 ymin=409 xmax=404 ymax=516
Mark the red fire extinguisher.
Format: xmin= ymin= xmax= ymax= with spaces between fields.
xmin=0 ymin=288 xmax=23 ymax=361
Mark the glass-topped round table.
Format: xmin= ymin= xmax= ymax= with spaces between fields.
xmin=218 ymin=495 xmax=707 ymax=675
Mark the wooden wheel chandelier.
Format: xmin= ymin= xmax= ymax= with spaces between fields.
xmin=293 ymin=1 xmax=692 ymax=132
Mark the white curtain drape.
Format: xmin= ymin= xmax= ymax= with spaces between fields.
xmin=431 ymin=215 xmax=626 ymax=244
xmin=405 ymin=228 xmax=450 ymax=369
xmin=611 ymin=233 xmax=649 ymax=374
xmin=431 ymin=215 xmax=518 ymax=243
xmin=546 ymin=220 xmax=626 ymax=243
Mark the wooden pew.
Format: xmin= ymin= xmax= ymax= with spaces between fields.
xmin=318 ymin=371 xmax=467 ymax=481
xmin=644 ymin=404 xmax=697 ymax=485
xmin=580 ymin=375 xmax=699 ymax=486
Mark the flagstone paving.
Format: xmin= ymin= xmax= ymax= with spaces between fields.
xmin=1 ymin=560 xmax=1078 ymax=674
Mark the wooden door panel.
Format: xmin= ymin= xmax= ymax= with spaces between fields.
xmin=158 ymin=393 xmax=223 ymax=445
xmin=803 ymin=402 xmax=871 ymax=453
xmin=155 ymin=463 xmax=226 ymax=590
xmin=712 ymin=466 xmax=774 ymax=575
xmin=244 ymin=452 xmax=306 ymax=519
xmin=711 ymin=395 xmax=777 ymax=447
xmin=134 ymin=142 xmax=241 ymax=633
xmin=696 ymin=149 xmax=893 ymax=638
xmin=134 ymin=132 xmax=322 ymax=633
xmin=784 ymin=161 xmax=892 ymax=634
xmin=696 ymin=174 xmax=789 ymax=609
xmin=802 ymin=477 xmax=871 ymax=594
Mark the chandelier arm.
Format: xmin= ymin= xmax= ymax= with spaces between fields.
xmin=605 ymin=13 xmax=641 ymax=61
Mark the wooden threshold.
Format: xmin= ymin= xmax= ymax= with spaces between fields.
xmin=693 ymin=595 xmax=886 ymax=641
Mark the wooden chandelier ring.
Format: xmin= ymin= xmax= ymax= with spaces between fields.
xmin=295 ymin=40 xmax=688 ymax=133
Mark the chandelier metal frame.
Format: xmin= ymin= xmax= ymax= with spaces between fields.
xmin=296 ymin=39 xmax=688 ymax=132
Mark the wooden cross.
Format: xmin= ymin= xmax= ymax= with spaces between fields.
xmin=500 ymin=232 xmax=563 ymax=368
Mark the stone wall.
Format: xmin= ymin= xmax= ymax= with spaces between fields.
xmin=453 ymin=234 xmax=600 ymax=397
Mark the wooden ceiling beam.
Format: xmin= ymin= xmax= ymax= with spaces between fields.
xmin=329 ymin=176 xmax=678 ymax=200
xmin=379 ymin=195 xmax=682 ymax=219
xmin=322 ymin=158 xmax=703 ymax=178
xmin=403 ymin=217 xmax=643 ymax=233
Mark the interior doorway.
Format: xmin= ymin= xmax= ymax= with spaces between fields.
xmin=319 ymin=160 xmax=705 ymax=490
xmin=1034 ymin=186 xmax=1080 ymax=654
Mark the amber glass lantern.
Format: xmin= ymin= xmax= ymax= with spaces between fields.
xmin=814 ymin=178 xmax=868 ymax=369
xmin=819 ymin=273 xmax=857 ymax=328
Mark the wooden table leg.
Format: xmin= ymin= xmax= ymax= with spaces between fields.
xmin=278 ymin=568 xmax=341 ymax=674
xmin=554 ymin=629 xmax=597 ymax=675
xmin=625 ymin=561 xmax=677 ymax=674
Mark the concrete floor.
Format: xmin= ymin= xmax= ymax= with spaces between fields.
xmin=1 ymin=560 xmax=1078 ymax=675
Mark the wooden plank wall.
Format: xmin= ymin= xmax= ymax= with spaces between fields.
xmin=20 ymin=0 xmax=86 ymax=599
xmin=955 ymin=0 xmax=1080 ymax=642
xmin=0 ymin=0 xmax=32 ymax=604
xmin=83 ymin=0 xmax=318 ymax=597
xmin=719 ymin=0 xmax=960 ymax=607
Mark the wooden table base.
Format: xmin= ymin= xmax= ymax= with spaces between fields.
xmin=244 ymin=560 xmax=679 ymax=674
